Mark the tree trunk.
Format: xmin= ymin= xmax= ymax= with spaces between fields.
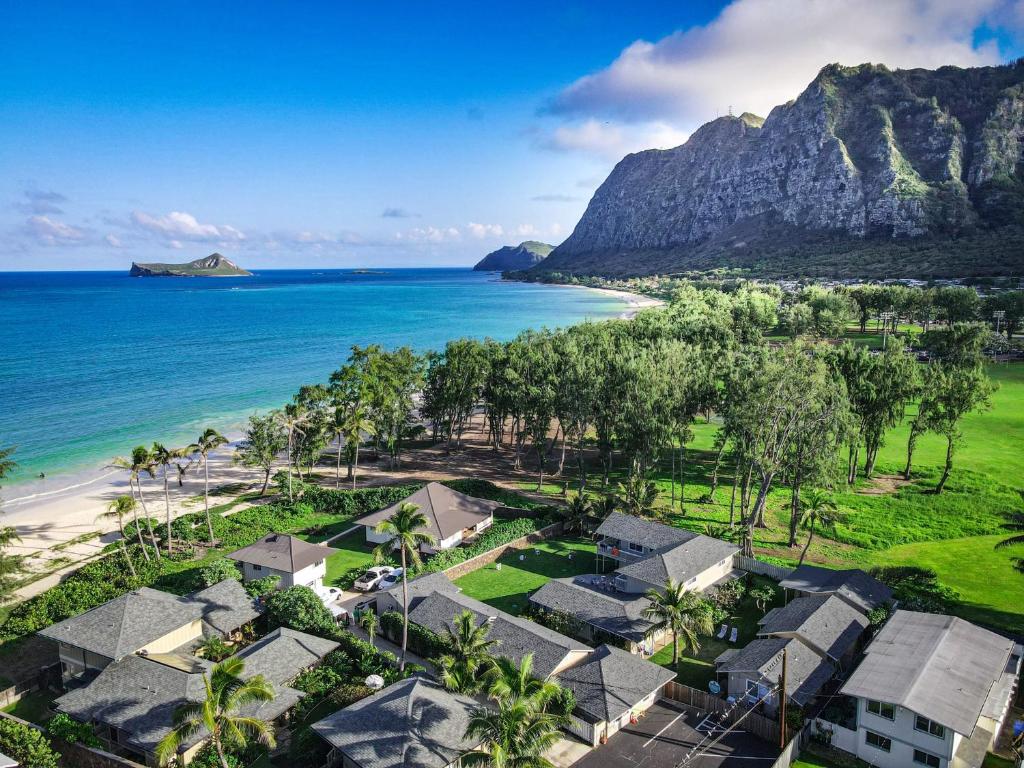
xmin=352 ymin=443 xmax=360 ymax=490
xmin=204 ymin=456 xmax=215 ymax=544
xmin=120 ymin=539 xmax=137 ymax=579
xmin=671 ymin=630 xmax=679 ymax=666
xmin=935 ymin=435 xmax=954 ymax=494
xmin=798 ymin=524 xmax=815 ymax=565
xmin=400 ymin=548 xmax=409 ymax=672
xmin=745 ymin=473 xmax=773 ymax=555
xmin=728 ymin=463 xmax=739 ymax=526
xmin=260 ymin=468 xmax=271 ymax=496
xmin=286 ymin=433 xmax=293 ymax=501
xmin=904 ymin=428 xmax=919 ymax=480
xmin=129 ymin=479 xmax=150 ymax=561
xmin=557 ymin=431 xmax=568 ymax=476
xmin=336 ymin=435 xmax=343 ymax=488
xmin=708 ymin=443 xmax=725 ymax=499
xmin=670 ymin=450 xmax=676 ymax=508
xmin=536 ymin=445 xmax=545 ymax=491
xmin=163 ymin=471 xmax=172 ymax=556
xmin=678 ymin=445 xmax=686 ymax=513
xmin=136 ymin=479 xmax=161 ymax=560
xmin=788 ymin=475 xmax=801 ymax=548
xmin=215 ymin=740 xmax=232 ymax=768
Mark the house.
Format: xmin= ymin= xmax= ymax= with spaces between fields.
xmin=758 ymin=594 xmax=868 ymax=669
xmin=594 ymin=513 xmax=739 ymax=594
xmin=227 ymin=533 xmax=338 ymax=592
xmin=311 ymin=676 xmax=481 ymax=768
xmin=354 ymin=482 xmax=498 ymax=553
xmin=554 ymin=644 xmax=676 ymax=746
xmin=375 ymin=570 xmax=462 ymax=616
xmin=52 ymin=624 xmax=337 ymax=766
xmin=407 ymin=589 xmax=592 ymax=678
xmin=714 ymin=637 xmax=836 ymax=718
xmin=833 ymin=610 xmax=1022 ymax=768
xmin=38 ymin=580 xmax=259 ymax=684
xmin=779 ymin=564 xmax=892 ymax=615
xmin=528 ymin=576 xmax=662 ymax=653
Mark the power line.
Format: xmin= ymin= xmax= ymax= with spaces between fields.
xmin=675 ymin=684 xmax=781 ymax=767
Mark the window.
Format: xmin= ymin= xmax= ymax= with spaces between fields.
xmin=252 ymin=564 xmax=263 ymax=572
xmin=913 ymin=749 xmax=941 ymax=768
xmin=915 ymin=715 xmax=946 ymax=739
xmin=867 ymin=699 xmax=895 ymax=720
xmin=685 ymin=576 xmax=697 ymax=586
xmin=315 ymin=559 xmax=323 ymax=567
xmin=865 ymin=731 xmax=892 ymax=752
xmin=627 ymin=541 xmax=644 ymax=553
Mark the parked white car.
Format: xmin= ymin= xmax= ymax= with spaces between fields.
xmin=377 ymin=568 xmax=405 ymax=590
xmin=353 ymin=566 xmax=395 ymax=592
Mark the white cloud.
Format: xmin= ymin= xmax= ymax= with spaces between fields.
xmin=466 ymin=222 xmax=504 ymax=239
xmin=24 ymin=215 xmax=89 ymax=246
xmin=540 ymin=0 xmax=1007 ymax=159
xmin=104 ymin=234 xmax=122 ymax=247
xmin=397 ymin=225 xmax=462 ymax=243
xmin=130 ymin=210 xmax=246 ymax=243
xmin=15 ymin=188 xmax=67 ymax=215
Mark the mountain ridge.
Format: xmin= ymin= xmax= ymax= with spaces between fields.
xmin=129 ymin=253 xmax=252 ymax=277
xmin=473 ymin=241 xmax=553 ymax=271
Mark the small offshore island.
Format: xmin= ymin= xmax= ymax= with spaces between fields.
xmin=129 ymin=252 xmax=252 ymax=277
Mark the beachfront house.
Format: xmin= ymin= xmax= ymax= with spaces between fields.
xmin=826 ymin=610 xmax=1023 ymax=768
xmin=778 ymin=564 xmax=892 ymax=615
xmin=354 ymin=482 xmax=498 ymax=553
xmin=311 ymin=676 xmax=481 ymax=768
xmin=554 ymin=644 xmax=676 ymax=746
xmin=227 ymin=532 xmax=338 ymax=592
xmin=38 ymin=580 xmax=260 ymax=684
xmin=757 ymin=594 xmax=869 ymax=669
xmin=714 ymin=637 xmax=836 ymax=718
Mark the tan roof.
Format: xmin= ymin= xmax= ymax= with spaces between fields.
xmin=227 ymin=533 xmax=338 ymax=573
xmin=355 ymin=482 xmax=498 ymax=541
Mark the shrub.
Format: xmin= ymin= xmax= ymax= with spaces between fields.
xmin=196 ymin=635 xmax=233 ymax=662
xmin=0 ymin=718 xmax=60 ymax=768
xmin=47 ymin=713 xmax=101 ymax=748
xmin=243 ymin=574 xmax=281 ymax=599
xmin=419 ymin=517 xmax=543 ymax=574
xmin=379 ymin=611 xmax=443 ymax=659
xmin=198 ymin=558 xmax=240 ymax=587
xmin=869 ymin=566 xmax=961 ymax=613
xmin=266 ymin=586 xmax=336 ymax=636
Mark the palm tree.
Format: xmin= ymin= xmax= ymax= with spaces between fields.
xmin=995 ymin=497 xmax=1024 ymax=574
xmin=642 ymin=579 xmax=714 ymax=666
xmin=557 ymin=493 xmax=591 ymax=536
xmin=109 ymin=446 xmax=159 ymax=560
xmin=273 ymin=408 xmax=308 ymax=501
xmin=462 ymin=698 xmax=562 ymax=768
xmin=100 ymin=495 xmax=138 ymax=579
xmin=151 ymin=443 xmax=187 ymax=555
xmin=358 ymin=610 xmax=379 ymax=647
xmin=797 ymin=489 xmax=845 ymax=566
xmin=484 ymin=654 xmax=561 ymax=711
xmin=155 ymin=656 xmax=276 ymax=768
xmin=0 ymin=526 xmax=25 ymax=606
xmin=372 ymin=502 xmax=436 ymax=671
xmin=613 ymin=475 xmax=659 ymax=517
xmin=193 ymin=429 xmax=228 ymax=544
xmin=438 ymin=610 xmax=498 ymax=694
xmin=342 ymin=404 xmax=376 ymax=490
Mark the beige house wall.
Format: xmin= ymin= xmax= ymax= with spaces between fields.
xmin=138 ymin=619 xmax=203 ymax=655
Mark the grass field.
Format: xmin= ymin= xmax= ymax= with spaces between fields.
xmin=1 ymin=690 xmax=55 ymax=725
xmin=323 ymin=530 xmax=378 ymax=589
xmin=454 ymin=537 xmax=597 ymax=615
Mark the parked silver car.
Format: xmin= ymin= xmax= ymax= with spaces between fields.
xmin=353 ymin=565 xmax=395 ymax=592
xmin=377 ymin=567 xmax=405 ymax=591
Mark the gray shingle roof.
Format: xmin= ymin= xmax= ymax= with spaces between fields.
xmin=758 ymin=595 xmax=867 ymax=662
xmin=716 ymin=637 xmax=835 ymax=707
xmin=408 ymin=590 xmax=590 ymax=678
xmin=528 ymin=577 xmax=655 ymax=642
xmin=555 ymin=644 xmax=675 ymax=723
xmin=38 ymin=587 xmax=205 ymax=660
xmin=311 ymin=676 xmax=480 ymax=768
xmin=54 ymin=655 xmax=301 ymax=755
xmin=187 ymin=578 xmax=262 ymax=637
xmin=595 ymin=513 xmax=695 ymax=551
xmin=355 ymin=483 xmax=499 ymax=541
xmin=614 ymin=535 xmax=738 ymax=588
xmin=841 ymin=610 xmax=1014 ymax=735
xmin=227 ymin=533 xmax=338 ymax=573
xmin=379 ymin=570 xmax=462 ymax=612
xmin=779 ymin=565 xmax=892 ymax=613
xmin=234 ymin=627 xmax=339 ymax=686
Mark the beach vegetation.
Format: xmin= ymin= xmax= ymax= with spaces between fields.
xmin=1 ymin=448 xmax=26 ymax=605
xmin=99 ymin=495 xmax=140 ymax=579
xmin=234 ymin=414 xmax=287 ymax=496
xmin=190 ymin=428 xmax=229 ymax=543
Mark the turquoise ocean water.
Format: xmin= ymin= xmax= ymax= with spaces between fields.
xmin=0 ymin=269 xmax=626 ymax=490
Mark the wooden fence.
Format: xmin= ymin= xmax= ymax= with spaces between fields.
xmin=0 ymin=664 xmax=60 ymax=709
xmin=661 ymin=681 xmax=782 ymax=746
xmin=734 ymin=555 xmax=794 ymax=582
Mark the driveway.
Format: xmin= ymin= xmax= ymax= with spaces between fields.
xmin=572 ymin=701 xmax=780 ymax=768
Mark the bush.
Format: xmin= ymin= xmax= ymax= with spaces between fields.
xmin=46 ymin=713 xmax=101 ymax=748
xmin=869 ymin=566 xmax=961 ymax=613
xmin=243 ymin=574 xmax=281 ymax=599
xmin=0 ymin=718 xmax=60 ymax=768
xmin=266 ymin=586 xmax=336 ymax=636
xmin=198 ymin=558 xmax=240 ymax=587
xmin=419 ymin=517 xmax=543 ymax=574
xmin=379 ymin=611 xmax=443 ymax=659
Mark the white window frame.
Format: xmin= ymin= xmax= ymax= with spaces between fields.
xmin=914 ymin=714 xmax=946 ymax=739
xmin=865 ymin=730 xmax=892 ymax=752
xmin=867 ymin=699 xmax=895 ymax=720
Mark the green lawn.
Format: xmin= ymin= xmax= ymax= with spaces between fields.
xmin=2 ymin=691 xmax=56 ymax=725
xmin=648 ymin=576 xmax=784 ymax=688
xmin=323 ymin=530 xmax=378 ymax=589
xmin=454 ymin=537 xmax=597 ymax=615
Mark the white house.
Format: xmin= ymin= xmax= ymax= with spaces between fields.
xmin=830 ymin=610 xmax=1022 ymax=768
xmin=354 ymin=483 xmax=498 ymax=553
xmin=227 ymin=533 xmax=338 ymax=591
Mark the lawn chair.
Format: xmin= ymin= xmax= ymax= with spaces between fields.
xmin=729 ymin=627 xmax=739 ymax=643
xmin=716 ymin=624 xmax=728 ymax=640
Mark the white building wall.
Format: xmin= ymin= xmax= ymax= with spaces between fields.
xmin=238 ymin=560 xmax=326 ymax=590
xmin=852 ymin=697 xmax=956 ymax=768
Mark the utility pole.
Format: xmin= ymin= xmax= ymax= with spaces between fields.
xmin=994 ymin=309 xmax=1006 ymax=336
xmin=879 ymin=310 xmax=896 ymax=350
xmin=778 ymin=646 xmax=788 ymax=749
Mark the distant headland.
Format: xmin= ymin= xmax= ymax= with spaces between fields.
xmin=472 ymin=240 xmax=553 ymax=271
xmin=129 ymin=253 xmax=252 ymax=277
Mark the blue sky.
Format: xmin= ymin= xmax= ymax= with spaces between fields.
xmin=1 ymin=0 xmax=1021 ymax=269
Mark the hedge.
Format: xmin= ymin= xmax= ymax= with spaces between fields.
xmin=420 ymin=517 xmax=544 ymax=574
xmin=379 ymin=611 xmax=444 ymax=659
xmin=0 ymin=718 xmax=60 ymax=768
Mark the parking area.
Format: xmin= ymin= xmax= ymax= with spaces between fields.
xmin=572 ymin=701 xmax=780 ymax=768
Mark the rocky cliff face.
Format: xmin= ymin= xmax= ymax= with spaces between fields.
xmin=541 ymin=62 xmax=1024 ymax=278
xmin=130 ymin=253 xmax=252 ymax=277
xmin=473 ymin=241 xmax=553 ymax=271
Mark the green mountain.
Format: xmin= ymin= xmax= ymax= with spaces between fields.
xmin=129 ymin=253 xmax=252 ymax=277
xmin=473 ymin=241 xmax=554 ymax=271
xmin=537 ymin=62 xmax=1024 ymax=280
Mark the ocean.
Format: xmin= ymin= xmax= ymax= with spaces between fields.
xmin=0 ymin=268 xmax=627 ymax=491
